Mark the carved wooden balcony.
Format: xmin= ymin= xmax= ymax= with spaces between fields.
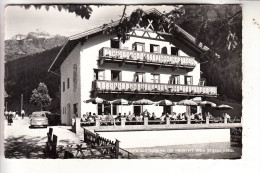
xmin=99 ymin=47 xmax=196 ymax=70
xmin=93 ymin=80 xmax=217 ymax=97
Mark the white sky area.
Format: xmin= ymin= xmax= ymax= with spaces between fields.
xmin=5 ymin=5 xmax=177 ymax=40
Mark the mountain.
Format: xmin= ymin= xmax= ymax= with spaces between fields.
xmin=5 ymin=29 xmax=67 ymax=62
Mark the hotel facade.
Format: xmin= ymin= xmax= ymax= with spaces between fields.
xmin=49 ymin=9 xmax=217 ymax=125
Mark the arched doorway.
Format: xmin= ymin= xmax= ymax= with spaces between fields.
xmin=67 ymin=103 xmax=71 ymax=125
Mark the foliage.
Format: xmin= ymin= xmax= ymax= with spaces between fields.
xmin=23 ymin=5 xmax=93 ymax=19
xmin=175 ymin=5 xmax=242 ymax=101
xmin=176 ymin=5 xmax=242 ymax=59
xmin=30 ymin=82 xmax=52 ymax=109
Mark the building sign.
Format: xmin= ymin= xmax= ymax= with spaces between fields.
xmin=73 ymin=64 xmax=77 ymax=92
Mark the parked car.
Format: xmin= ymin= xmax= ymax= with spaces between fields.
xmin=29 ymin=111 xmax=49 ymax=128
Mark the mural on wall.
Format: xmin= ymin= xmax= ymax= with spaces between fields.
xmin=73 ymin=64 xmax=78 ymax=92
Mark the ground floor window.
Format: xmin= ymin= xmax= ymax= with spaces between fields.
xmin=98 ymin=104 xmax=117 ymax=115
xmin=98 ymin=104 xmax=103 ymax=115
xmin=191 ymin=106 xmax=197 ymax=114
xmin=73 ymin=103 xmax=78 ymax=117
xmin=134 ymin=106 xmax=141 ymax=116
xmin=163 ymin=106 xmax=171 ymax=114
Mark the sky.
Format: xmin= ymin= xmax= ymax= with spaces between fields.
xmin=4 ymin=5 xmax=177 ymax=40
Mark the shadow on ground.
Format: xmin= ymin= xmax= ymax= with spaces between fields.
xmin=4 ymin=136 xmax=47 ymax=159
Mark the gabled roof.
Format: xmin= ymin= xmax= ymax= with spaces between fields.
xmin=48 ymin=8 xmax=209 ymax=72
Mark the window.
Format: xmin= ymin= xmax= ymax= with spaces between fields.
xmin=132 ymin=42 xmax=145 ymax=51
xmin=151 ymin=74 xmax=160 ymax=83
xmin=112 ymin=105 xmax=117 ymax=115
xmin=111 ymin=39 xmax=120 ymax=48
xmin=94 ymin=69 xmax=105 ymax=80
xmin=171 ymin=47 xmax=179 ymax=55
xmin=98 ymin=104 xmax=103 ymax=115
xmin=134 ymin=72 xmax=146 ymax=82
xmin=150 ymin=44 xmax=160 ymax=53
xmin=191 ymin=106 xmax=197 ymax=114
xmin=169 ymin=75 xmax=180 ymax=84
xmin=134 ymin=106 xmax=142 ymax=116
xmin=111 ymin=70 xmax=122 ymax=81
xmin=185 ymin=76 xmax=193 ymax=85
xmin=161 ymin=46 xmax=168 ymax=54
xmin=199 ymin=78 xmax=206 ymax=86
xmin=103 ymin=104 xmax=117 ymax=115
xmin=163 ymin=106 xmax=171 ymax=114
xmin=67 ymin=78 xmax=70 ymax=89
xmin=73 ymin=103 xmax=78 ymax=117
xmin=63 ymin=81 xmax=65 ymax=92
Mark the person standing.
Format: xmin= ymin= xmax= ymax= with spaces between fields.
xmin=21 ymin=109 xmax=25 ymax=119
xmin=7 ymin=112 xmax=13 ymax=125
xmin=4 ymin=110 xmax=8 ymax=119
xmin=12 ymin=111 xmax=16 ymax=120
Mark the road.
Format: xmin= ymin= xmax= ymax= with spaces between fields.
xmin=4 ymin=116 xmax=84 ymax=158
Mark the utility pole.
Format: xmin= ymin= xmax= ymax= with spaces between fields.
xmin=21 ymin=94 xmax=23 ymax=114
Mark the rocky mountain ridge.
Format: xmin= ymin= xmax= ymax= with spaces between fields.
xmin=5 ymin=30 xmax=67 ymax=62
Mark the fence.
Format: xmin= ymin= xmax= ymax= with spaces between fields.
xmin=231 ymin=127 xmax=242 ymax=146
xmin=99 ymin=47 xmax=196 ymax=68
xmin=84 ymin=129 xmax=120 ymax=158
xmin=43 ymin=128 xmax=58 ymax=158
xmin=43 ymin=128 xmax=133 ymax=159
xmin=81 ymin=116 xmax=242 ymax=128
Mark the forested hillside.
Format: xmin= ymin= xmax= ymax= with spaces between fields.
xmin=176 ymin=5 xmax=242 ymax=102
xmin=5 ymin=46 xmax=62 ymax=112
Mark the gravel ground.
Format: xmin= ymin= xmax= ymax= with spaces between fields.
xmin=4 ymin=117 xmax=85 ymax=159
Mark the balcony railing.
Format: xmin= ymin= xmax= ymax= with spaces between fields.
xmin=99 ymin=47 xmax=196 ymax=69
xmin=94 ymin=80 xmax=217 ymax=97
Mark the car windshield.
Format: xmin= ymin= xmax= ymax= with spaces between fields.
xmin=32 ymin=113 xmax=46 ymax=118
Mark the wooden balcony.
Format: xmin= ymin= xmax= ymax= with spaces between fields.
xmin=94 ymin=80 xmax=217 ymax=97
xmin=99 ymin=47 xmax=196 ymax=69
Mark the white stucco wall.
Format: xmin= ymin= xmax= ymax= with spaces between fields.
xmin=123 ymin=32 xmax=189 ymax=57
xmin=60 ymin=44 xmax=81 ymax=125
xmin=80 ymin=34 xmax=116 ymax=116
xmin=98 ymin=129 xmax=231 ymax=148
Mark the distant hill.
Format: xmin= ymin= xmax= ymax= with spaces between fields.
xmin=5 ymin=29 xmax=67 ymax=62
xmin=5 ymin=46 xmax=62 ymax=113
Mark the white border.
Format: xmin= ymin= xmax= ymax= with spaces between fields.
xmin=1 ymin=1 xmax=260 ymax=173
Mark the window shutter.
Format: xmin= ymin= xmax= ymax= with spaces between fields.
xmin=119 ymin=71 xmax=122 ymax=81
xmin=93 ymin=72 xmax=96 ymax=80
xmin=143 ymin=73 xmax=146 ymax=82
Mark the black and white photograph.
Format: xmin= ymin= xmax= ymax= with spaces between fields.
xmin=3 ymin=4 xmax=244 ymax=160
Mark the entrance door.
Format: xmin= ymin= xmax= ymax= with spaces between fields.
xmin=134 ymin=106 xmax=141 ymax=116
xmin=67 ymin=103 xmax=71 ymax=125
